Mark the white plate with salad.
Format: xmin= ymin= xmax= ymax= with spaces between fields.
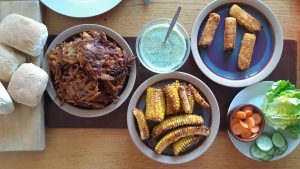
xmin=228 ymin=80 xmax=300 ymax=161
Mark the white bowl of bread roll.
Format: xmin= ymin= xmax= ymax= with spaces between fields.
xmin=43 ymin=24 xmax=136 ymax=118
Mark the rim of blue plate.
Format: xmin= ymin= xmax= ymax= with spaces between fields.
xmin=191 ymin=0 xmax=283 ymax=88
xmin=40 ymin=0 xmax=122 ymax=18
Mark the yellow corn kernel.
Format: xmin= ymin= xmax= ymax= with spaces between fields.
xmin=133 ymin=108 xmax=150 ymax=140
xmin=165 ymin=94 xmax=174 ymax=115
xmin=154 ymin=126 xmax=210 ymax=154
xmin=172 ymin=136 xmax=202 ymax=156
xmin=164 ymin=83 xmax=181 ymax=112
xmin=151 ymin=114 xmax=204 ymax=139
xmin=145 ymin=87 xmax=165 ymax=122
xmin=188 ymin=84 xmax=210 ymax=108
xmin=178 ymin=85 xmax=192 ymax=114
xmin=185 ymin=86 xmax=195 ymax=113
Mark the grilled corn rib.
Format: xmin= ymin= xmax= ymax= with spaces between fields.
xmin=172 ymin=136 xmax=202 ymax=156
xmin=185 ymin=86 xmax=195 ymax=113
xmin=145 ymin=87 xmax=165 ymax=122
xmin=178 ymin=86 xmax=192 ymax=114
xmin=165 ymin=95 xmax=174 ymax=115
xmin=154 ymin=126 xmax=210 ymax=154
xmin=151 ymin=114 xmax=204 ymax=139
xmin=164 ymin=82 xmax=181 ymax=112
xmin=188 ymin=84 xmax=210 ymax=108
xmin=133 ymin=108 xmax=150 ymax=140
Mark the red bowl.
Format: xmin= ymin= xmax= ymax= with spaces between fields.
xmin=227 ymin=104 xmax=265 ymax=142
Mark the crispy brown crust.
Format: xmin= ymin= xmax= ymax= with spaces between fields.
xmin=224 ymin=17 xmax=237 ymax=51
xmin=238 ymin=33 xmax=256 ymax=70
xmin=199 ymin=13 xmax=220 ymax=48
xmin=229 ymin=4 xmax=262 ymax=33
xmin=47 ymin=31 xmax=135 ymax=109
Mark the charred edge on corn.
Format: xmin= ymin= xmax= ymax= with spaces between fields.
xmin=133 ymin=108 xmax=150 ymax=140
xmin=151 ymin=114 xmax=204 ymax=139
xmin=172 ymin=136 xmax=202 ymax=156
xmin=164 ymin=82 xmax=181 ymax=112
xmin=188 ymin=84 xmax=210 ymax=108
xmin=185 ymin=86 xmax=195 ymax=113
xmin=178 ymin=85 xmax=192 ymax=114
xmin=154 ymin=126 xmax=210 ymax=154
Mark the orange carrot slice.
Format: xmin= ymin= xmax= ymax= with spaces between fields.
xmin=252 ymin=113 xmax=262 ymax=124
xmin=250 ymin=125 xmax=260 ymax=133
xmin=240 ymin=120 xmax=249 ymax=129
xmin=243 ymin=106 xmax=254 ymax=112
xmin=245 ymin=110 xmax=253 ymax=117
xmin=245 ymin=117 xmax=255 ymax=129
xmin=232 ymin=123 xmax=243 ymax=135
xmin=235 ymin=111 xmax=246 ymax=119
xmin=241 ymin=128 xmax=252 ymax=139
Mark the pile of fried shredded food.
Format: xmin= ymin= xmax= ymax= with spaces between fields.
xmin=47 ymin=31 xmax=135 ymax=109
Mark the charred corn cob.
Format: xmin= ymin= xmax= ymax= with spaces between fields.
xmin=154 ymin=126 xmax=210 ymax=154
xmin=188 ymin=84 xmax=210 ymax=108
xmin=164 ymin=82 xmax=181 ymax=112
xmin=133 ymin=108 xmax=150 ymax=140
xmin=178 ymin=86 xmax=192 ymax=114
xmin=172 ymin=136 xmax=202 ymax=156
xmin=185 ymin=86 xmax=195 ymax=113
xmin=165 ymin=95 xmax=174 ymax=115
xmin=151 ymin=114 xmax=204 ymax=139
xmin=145 ymin=87 xmax=165 ymax=122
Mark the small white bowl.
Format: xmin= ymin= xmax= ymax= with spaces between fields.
xmin=43 ymin=24 xmax=136 ymax=118
xmin=127 ymin=72 xmax=220 ymax=164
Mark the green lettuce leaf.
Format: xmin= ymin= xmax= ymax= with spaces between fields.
xmin=262 ymin=80 xmax=300 ymax=137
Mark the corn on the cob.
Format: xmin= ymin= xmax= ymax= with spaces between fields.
xmin=165 ymin=95 xmax=174 ymax=115
xmin=133 ymin=108 xmax=150 ymax=140
xmin=188 ymin=84 xmax=210 ymax=108
xmin=172 ymin=136 xmax=202 ymax=156
xmin=178 ymin=86 xmax=192 ymax=114
xmin=154 ymin=126 xmax=210 ymax=154
xmin=164 ymin=83 xmax=181 ymax=112
xmin=185 ymin=86 xmax=195 ymax=113
xmin=145 ymin=87 xmax=165 ymax=122
xmin=151 ymin=114 xmax=204 ymax=139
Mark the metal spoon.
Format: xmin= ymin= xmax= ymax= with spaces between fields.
xmin=164 ymin=7 xmax=182 ymax=43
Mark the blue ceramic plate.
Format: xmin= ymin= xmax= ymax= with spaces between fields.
xmin=41 ymin=0 xmax=121 ymax=18
xmin=191 ymin=0 xmax=283 ymax=87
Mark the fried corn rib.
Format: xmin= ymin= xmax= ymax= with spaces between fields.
xmin=229 ymin=4 xmax=262 ymax=33
xmin=154 ymin=126 xmax=210 ymax=154
xmin=133 ymin=108 xmax=150 ymax=140
xmin=178 ymin=86 xmax=192 ymax=114
xmin=238 ymin=33 xmax=256 ymax=70
xmin=164 ymin=82 xmax=181 ymax=112
xmin=199 ymin=13 xmax=220 ymax=48
xmin=185 ymin=86 xmax=195 ymax=113
xmin=151 ymin=114 xmax=204 ymax=139
xmin=145 ymin=87 xmax=165 ymax=122
xmin=188 ymin=84 xmax=210 ymax=108
xmin=224 ymin=17 xmax=237 ymax=51
xmin=172 ymin=136 xmax=202 ymax=156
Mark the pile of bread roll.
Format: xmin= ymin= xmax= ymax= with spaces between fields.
xmin=0 ymin=14 xmax=48 ymax=114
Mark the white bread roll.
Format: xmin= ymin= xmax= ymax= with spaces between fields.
xmin=0 ymin=44 xmax=26 ymax=82
xmin=8 ymin=63 xmax=48 ymax=107
xmin=0 ymin=82 xmax=14 ymax=114
xmin=0 ymin=14 xmax=48 ymax=57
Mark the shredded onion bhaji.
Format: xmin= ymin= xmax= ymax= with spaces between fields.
xmin=47 ymin=31 xmax=135 ymax=109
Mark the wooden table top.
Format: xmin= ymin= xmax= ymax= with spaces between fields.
xmin=1 ymin=0 xmax=300 ymax=168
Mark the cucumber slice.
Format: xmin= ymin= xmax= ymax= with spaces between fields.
xmin=250 ymin=143 xmax=267 ymax=160
xmin=273 ymin=147 xmax=281 ymax=156
xmin=272 ymin=132 xmax=286 ymax=149
xmin=278 ymin=144 xmax=288 ymax=155
xmin=267 ymin=147 xmax=276 ymax=155
xmin=261 ymin=154 xmax=273 ymax=161
xmin=256 ymin=134 xmax=273 ymax=152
